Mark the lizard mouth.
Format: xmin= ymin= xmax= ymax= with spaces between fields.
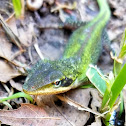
xmin=23 ymin=84 xmax=72 ymax=95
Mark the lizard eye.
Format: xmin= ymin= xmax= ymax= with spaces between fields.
xmin=54 ymin=80 xmax=61 ymax=87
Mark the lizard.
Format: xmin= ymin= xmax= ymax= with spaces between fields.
xmin=23 ymin=0 xmax=111 ymax=95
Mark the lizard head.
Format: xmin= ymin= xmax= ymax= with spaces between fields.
xmin=23 ymin=59 xmax=79 ymax=95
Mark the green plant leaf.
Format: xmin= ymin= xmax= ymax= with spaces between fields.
xmin=0 ymin=92 xmax=33 ymax=103
xmin=119 ymin=92 xmax=124 ymax=118
xmin=108 ymin=63 xmax=126 ymax=108
xmin=113 ymin=60 xmax=122 ymax=78
xmin=119 ymin=29 xmax=126 ymax=58
xmin=101 ymin=88 xmax=110 ymax=110
xmin=12 ymin=0 xmax=22 ymax=17
xmin=86 ymin=65 xmax=106 ymax=95
xmin=80 ymin=84 xmax=95 ymax=89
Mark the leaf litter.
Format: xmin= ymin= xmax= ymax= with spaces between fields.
xmin=0 ymin=103 xmax=57 ymax=126
xmin=0 ymin=0 xmax=125 ymax=126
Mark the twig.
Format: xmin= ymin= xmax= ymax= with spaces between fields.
xmin=56 ymin=94 xmax=106 ymax=117
xmin=34 ymin=40 xmax=44 ymax=60
xmin=0 ymin=15 xmax=24 ymax=51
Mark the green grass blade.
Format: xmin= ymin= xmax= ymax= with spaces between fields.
xmin=0 ymin=92 xmax=33 ymax=103
xmin=101 ymin=88 xmax=110 ymax=110
xmin=119 ymin=92 xmax=124 ymax=118
xmin=119 ymin=29 xmax=126 ymax=58
xmin=12 ymin=0 xmax=22 ymax=17
xmin=2 ymin=101 xmax=12 ymax=109
xmin=108 ymin=63 xmax=126 ymax=108
xmin=113 ymin=59 xmax=122 ymax=78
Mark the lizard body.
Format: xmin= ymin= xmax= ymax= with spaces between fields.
xmin=23 ymin=0 xmax=111 ymax=95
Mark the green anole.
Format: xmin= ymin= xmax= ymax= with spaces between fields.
xmin=23 ymin=0 xmax=111 ymax=95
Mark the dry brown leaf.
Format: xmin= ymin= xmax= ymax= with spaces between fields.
xmin=16 ymin=21 xmax=34 ymax=47
xmin=64 ymin=88 xmax=91 ymax=107
xmin=56 ymin=94 xmax=103 ymax=116
xmin=90 ymin=89 xmax=102 ymax=109
xmin=9 ymin=79 xmax=23 ymax=91
xmin=6 ymin=16 xmax=18 ymax=38
xmin=7 ymin=15 xmax=34 ymax=47
xmin=0 ymin=90 xmax=8 ymax=98
xmin=0 ymin=103 xmax=57 ymax=126
xmin=0 ymin=60 xmax=21 ymax=83
xmin=65 ymin=88 xmax=102 ymax=111
xmin=0 ymin=15 xmax=23 ymax=50
xmin=1 ymin=14 xmax=34 ymax=49
xmin=36 ymin=89 xmax=101 ymax=126
xmin=0 ymin=29 xmax=14 ymax=60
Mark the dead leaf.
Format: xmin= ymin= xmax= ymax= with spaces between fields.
xmin=0 ymin=103 xmax=57 ymax=126
xmin=0 ymin=15 xmax=23 ymax=50
xmin=36 ymin=89 xmax=97 ymax=126
xmin=0 ymin=60 xmax=21 ymax=83
xmin=7 ymin=15 xmax=34 ymax=47
xmin=0 ymin=90 xmax=8 ymax=98
xmin=35 ymin=88 xmax=103 ymax=126
xmin=56 ymin=94 xmax=103 ymax=116
xmin=90 ymin=89 xmax=102 ymax=109
xmin=9 ymin=79 xmax=23 ymax=91
xmin=1 ymin=14 xmax=34 ymax=49
xmin=17 ymin=21 xmax=34 ymax=46
xmin=65 ymin=88 xmax=102 ymax=111
xmin=6 ymin=15 xmax=19 ymax=38
xmin=0 ymin=30 xmax=14 ymax=60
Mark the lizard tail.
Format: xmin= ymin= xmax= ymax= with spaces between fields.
xmin=97 ymin=0 xmax=111 ymax=22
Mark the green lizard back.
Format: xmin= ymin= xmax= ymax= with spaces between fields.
xmin=63 ymin=0 xmax=111 ymax=82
